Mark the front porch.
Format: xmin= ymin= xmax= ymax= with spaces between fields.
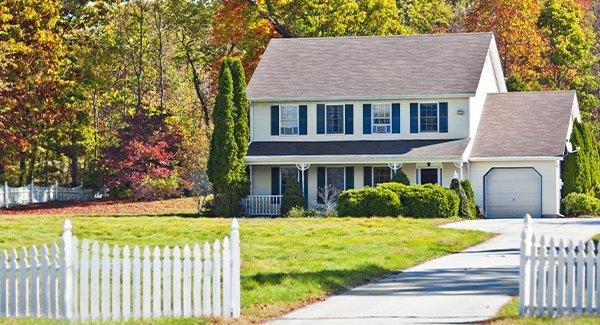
xmin=243 ymin=161 xmax=467 ymax=216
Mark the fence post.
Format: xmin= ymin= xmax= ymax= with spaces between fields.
xmin=4 ymin=181 xmax=8 ymax=208
xmin=61 ymin=220 xmax=74 ymax=320
xmin=519 ymin=214 xmax=532 ymax=316
xmin=230 ymin=218 xmax=240 ymax=318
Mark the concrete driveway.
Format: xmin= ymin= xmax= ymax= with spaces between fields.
xmin=271 ymin=218 xmax=600 ymax=324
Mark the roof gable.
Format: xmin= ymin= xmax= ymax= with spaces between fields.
xmin=247 ymin=32 xmax=494 ymax=101
xmin=471 ymin=91 xmax=576 ymax=158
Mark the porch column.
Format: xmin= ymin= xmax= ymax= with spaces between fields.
xmin=387 ymin=162 xmax=403 ymax=177
xmin=453 ymin=160 xmax=464 ymax=180
xmin=295 ymin=164 xmax=310 ymax=199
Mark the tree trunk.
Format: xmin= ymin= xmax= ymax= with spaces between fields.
xmin=155 ymin=0 xmax=165 ymax=111
xmin=135 ymin=0 xmax=146 ymax=112
xmin=27 ymin=146 xmax=36 ymax=184
xmin=179 ymin=34 xmax=210 ymax=126
xmin=18 ymin=152 xmax=26 ymax=186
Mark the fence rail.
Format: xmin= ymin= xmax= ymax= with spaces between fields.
xmin=520 ymin=214 xmax=600 ymax=317
xmin=0 ymin=219 xmax=241 ymax=321
xmin=242 ymin=195 xmax=282 ymax=216
xmin=0 ymin=182 xmax=102 ymax=208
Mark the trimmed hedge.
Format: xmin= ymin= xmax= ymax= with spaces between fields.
xmin=563 ymin=193 xmax=600 ymax=217
xmin=337 ymin=187 xmax=402 ymax=217
xmin=377 ymin=183 xmax=459 ymax=218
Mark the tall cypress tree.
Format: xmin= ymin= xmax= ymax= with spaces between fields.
xmin=227 ymin=58 xmax=250 ymax=159
xmin=207 ymin=62 xmax=241 ymax=216
xmin=563 ymin=120 xmax=590 ymax=196
xmin=580 ymin=122 xmax=600 ymax=196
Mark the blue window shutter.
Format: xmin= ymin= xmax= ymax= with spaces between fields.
xmin=317 ymin=104 xmax=325 ymax=134
xmin=271 ymin=106 xmax=279 ymax=135
xmin=345 ymin=104 xmax=353 ymax=134
xmin=363 ymin=166 xmax=372 ymax=187
xmin=299 ymin=105 xmax=307 ymax=135
xmin=345 ymin=167 xmax=354 ymax=189
xmin=410 ymin=103 xmax=418 ymax=133
xmin=392 ymin=103 xmax=401 ymax=133
xmin=439 ymin=102 xmax=448 ymax=133
xmin=271 ymin=167 xmax=280 ymax=195
xmin=363 ymin=104 xmax=372 ymax=134
xmin=303 ymin=169 xmax=308 ymax=202
xmin=317 ymin=167 xmax=325 ymax=203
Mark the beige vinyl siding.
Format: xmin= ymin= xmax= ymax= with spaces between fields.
xmin=469 ymin=160 xmax=561 ymax=217
xmin=251 ymin=98 xmax=470 ymax=142
xmin=250 ymin=165 xmax=272 ymax=195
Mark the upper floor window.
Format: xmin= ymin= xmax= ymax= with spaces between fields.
xmin=420 ymin=103 xmax=439 ymax=132
xmin=280 ymin=105 xmax=299 ymax=135
xmin=372 ymin=104 xmax=391 ymax=133
xmin=326 ymin=105 xmax=344 ymax=134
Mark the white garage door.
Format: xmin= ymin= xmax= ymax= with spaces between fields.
xmin=484 ymin=168 xmax=542 ymax=218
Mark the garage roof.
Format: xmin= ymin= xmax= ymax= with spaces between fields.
xmin=247 ymin=33 xmax=494 ymax=101
xmin=471 ymin=91 xmax=576 ymax=158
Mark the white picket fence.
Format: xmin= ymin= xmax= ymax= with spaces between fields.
xmin=520 ymin=214 xmax=600 ymax=317
xmin=242 ymin=195 xmax=282 ymax=216
xmin=0 ymin=181 xmax=102 ymax=208
xmin=0 ymin=219 xmax=241 ymax=321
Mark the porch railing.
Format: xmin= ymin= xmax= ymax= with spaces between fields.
xmin=242 ymin=195 xmax=282 ymax=216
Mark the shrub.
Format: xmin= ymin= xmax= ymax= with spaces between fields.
xmin=134 ymin=173 xmax=184 ymax=200
xmin=378 ymin=183 xmax=459 ymax=218
xmin=392 ymin=169 xmax=410 ymax=185
xmin=563 ymin=193 xmax=600 ymax=217
xmin=461 ymin=179 xmax=479 ymax=218
xmin=285 ymin=206 xmax=320 ymax=218
xmin=337 ymin=187 xmax=402 ymax=217
xmin=281 ymin=178 xmax=305 ymax=215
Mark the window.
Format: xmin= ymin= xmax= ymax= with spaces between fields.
xmin=372 ymin=104 xmax=391 ymax=133
xmin=419 ymin=168 xmax=439 ymax=185
xmin=373 ymin=167 xmax=391 ymax=186
xmin=326 ymin=167 xmax=345 ymax=195
xmin=326 ymin=105 xmax=344 ymax=134
xmin=280 ymin=167 xmax=298 ymax=193
xmin=280 ymin=105 xmax=299 ymax=135
xmin=420 ymin=103 xmax=439 ymax=132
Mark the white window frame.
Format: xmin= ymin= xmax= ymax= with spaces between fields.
xmin=325 ymin=104 xmax=345 ymax=135
xmin=325 ymin=167 xmax=346 ymax=192
xmin=371 ymin=104 xmax=392 ymax=134
xmin=417 ymin=167 xmax=442 ymax=186
xmin=279 ymin=105 xmax=300 ymax=136
xmin=418 ymin=102 xmax=440 ymax=133
xmin=372 ymin=166 xmax=392 ymax=186
xmin=280 ymin=167 xmax=299 ymax=194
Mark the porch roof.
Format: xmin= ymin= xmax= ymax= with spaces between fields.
xmin=246 ymin=138 xmax=469 ymax=164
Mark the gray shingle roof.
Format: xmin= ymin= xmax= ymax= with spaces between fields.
xmin=247 ymin=139 xmax=470 ymax=157
xmin=471 ymin=91 xmax=576 ymax=158
xmin=247 ymin=33 xmax=494 ymax=101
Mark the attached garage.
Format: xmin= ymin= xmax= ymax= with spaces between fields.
xmin=483 ymin=168 xmax=542 ymax=218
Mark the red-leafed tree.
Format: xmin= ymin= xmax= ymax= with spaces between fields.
xmin=101 ymin=111 xmax=185 ymax=199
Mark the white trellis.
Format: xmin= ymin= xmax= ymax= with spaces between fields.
xmin=0 ymin=219 xmax=241 ymax=321
xmin=520 ymin=214 xmax=600 ymax=317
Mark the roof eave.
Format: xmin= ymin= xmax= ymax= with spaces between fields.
xmin=469 ymin=156 xmax=563 ymax=162
xmin=246 ymin=154 xmax=464 ymax=165
xmin=248 ymin=93 xmax=476 ymax=103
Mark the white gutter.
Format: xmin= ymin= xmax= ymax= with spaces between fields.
xmin=248 ymin=93 xmax=474 ymax=103
xmin=246 ymin=155 xmax=463 ymax=165
xmin=469 ymin=156 xmax=563 ymax=162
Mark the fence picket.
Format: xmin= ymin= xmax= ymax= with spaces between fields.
xmin=536 ymin=236 xmax=546 ymax=317
xmin=18 ymin=248 xmax=28 ymax=317
xmin=39 ymin=245 xmax=49 ymax=318
xmin=231 ymin=218 xmax=241 ymax=318
xmin=122 ymin=246 xmax=131 ymax=320
xmin=597 ymin=242 xmax=600 ymax=315
xmin=183 ymin=245 xmax=192 ymax=317
xmin=557 ymin=239 xmax=566 ymax=316
xmin=172 ymin=246 xmax=182 ymax=317
xmin=0 ymin=250 xmax=7 ymax=317
xmin=192 ymin=244 xmax=202 ymax=317
xmin=567 ymin=240 xmax=575 ymax=314
xmin=528 ymin=234 xmax=537 ymax=316
xmin=212 ymin=240 xmax=221 ymax=317
xmin=132 ymin=247 xmax=141 ymax=319
xmin=576 ymin=241 xmax=585 ymax=313
xmin=101 ymin=244 xmax=110 ymax=320
xmin=80 ymin=240 xmax=89 ymax=321
xmin=29 ymin=246 xmax=39 ymax=318
xmin=90 ymin=242 xmax=100 ymax=320
xmin=586 ymin=241 xmax=595 ymax=314
xmin=162 ymin=247 xmax=172 ymax=318
xmin=547 ymin=238 xmax=556 ymax=317
xmin=142 ymin=247 xmax=151 ymax=319
xmin=112 ymin=245 xmax=121 ymax=320
xmin=203 ymin=242 xmax=212 ymax=317
xmin=0 ymin=218 xmax=241 ymax=322
xmin=152 ymin=247 xmax=162 ymax=318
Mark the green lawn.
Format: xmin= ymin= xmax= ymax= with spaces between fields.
xmin=492 ymin=296 xmax=600 ymax=324
xmin=0 ymin=215 xmax=491 ymax=322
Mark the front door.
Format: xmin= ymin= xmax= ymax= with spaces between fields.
xmin=420 ymin=168 xmax=439 ymax=184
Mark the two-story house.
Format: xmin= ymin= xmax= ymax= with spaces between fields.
xmin=243 ymin=32 xmax=580 ymax=218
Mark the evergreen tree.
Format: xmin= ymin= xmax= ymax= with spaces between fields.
xmin=392 ymin=169 xmax=410 ymax=185
xmin=207 ymin=62 xmax=244 ymax=216
xmin=563 ymin=120 xmax=591 ymax=196
xmin=450 ymin=178 xmax=474 ymax=219
xmin=227 ymin=58 xmax=250 ymax=160
xmin=580 ymin=122 xmax=600 ymax=196
xmin=281 ymin=178 xmax=305 ymax=215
